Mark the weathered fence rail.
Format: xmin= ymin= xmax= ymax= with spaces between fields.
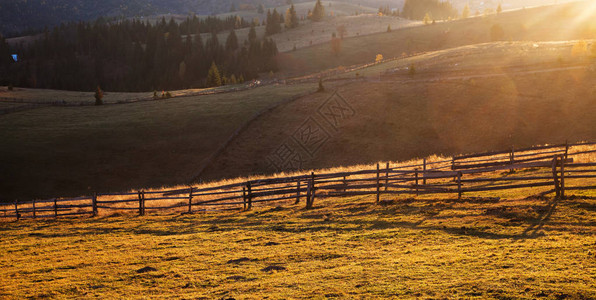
xmin=2 ymin=141 xmax=595 ymax=221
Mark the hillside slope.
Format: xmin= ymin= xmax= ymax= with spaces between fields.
xmin=279 ymin=1 xmax=596 ymax=76
xmin=199 ymin=42 xmax=596 ymax=181
xmin=0 ymin=83 xmax=315 ymax=201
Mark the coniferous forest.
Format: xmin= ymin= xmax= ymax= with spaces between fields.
xmin=0 ymin=15 xmax=279 ymax=92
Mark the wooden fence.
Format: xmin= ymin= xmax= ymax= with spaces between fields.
xmin=1 ymin=141 xmax=595 ymax=221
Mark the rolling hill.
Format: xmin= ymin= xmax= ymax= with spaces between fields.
xmin=278 ymin=1 xmax=596 ymax=76
xmin=198 ymin=41 xmax=596 ymax=181
xmin=1 ymin=1 xmax=596 ymax=201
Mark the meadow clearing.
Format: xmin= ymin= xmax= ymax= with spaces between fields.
xmin=1 ymin=187 xmax=594 ymax=298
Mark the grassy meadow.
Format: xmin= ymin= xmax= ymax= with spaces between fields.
xmin=0 ymin=85 xmax=241 ymax=105
xmin=279 ymin=1 xmax=596 ymax=76
xmin=201 ymin=64 xmax=596 ymax=181
xmin=0 ymin=83 xmax=315 ymax=201
xmin=1 ymin=189 xmax=595 ymax=298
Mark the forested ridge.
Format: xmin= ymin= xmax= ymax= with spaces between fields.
xmin=0 ymin=0 xmax=315 ymax=36
xmin=0 ymin=16 xmax=278 ymax=92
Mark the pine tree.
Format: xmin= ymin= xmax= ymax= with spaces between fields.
xmin=311 ymin=0 xmax=325 ymax=22
xmin=248 ymin=23 xmax=257 ymax=43
xmin=462 ymin=4 xmax=470 ymax=18
xmin=423 ymin=13 xmax=432 ymax=25
xmin=285 ymin=4 xmax=299 ymax=29
xmin=265 ymin=10 xmax=273 ymax=35
xmin=266 ymin=9 xmax=282 ymax=35
xmin=207 ymin=62 xmax=222 ymax=87
xmin=272 ymin=9 xmax=281 ymax=33
xmin=226 ymin=30 xmax=239 ymax=51
xmin=257 ymin=3 xmax=265 ymax=14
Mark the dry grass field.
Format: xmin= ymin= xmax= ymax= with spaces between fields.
xmin=279 ymin=1 xmax=596 ymax=76
xmin=1 ymin=186 xmax=594 ymax=298
xmin=200 ymin=60 xmax=596 ymax=182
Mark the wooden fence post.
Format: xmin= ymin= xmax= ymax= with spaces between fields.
xmin=552 ymin=156 xmax=561 ymax=198
xmin=343 ymin=176 xmax=347 ymax=193
xmin=560 ymin=156 xmax=566 ymax=199
xmin=14 ymin=200 xmax=20 ymax=221
xmin=457 ymin=172 xmax=462 ymax=200
xmin=242 ymin=186 xmax=247 ymax=210
xmin=32 ymin=199 xmax=36 ymax=219
xmin=188 ymin=187 xmax=193 ymax=213
xmin=247 ymin=182 xmax=252 ymax=210
xmin=311 ymin=172 xmax=316 ymax=208
xmin=307 ymin=172 xmax=315 ymax=209
xmin=385 ymin=162 xmax=390 ymax=191
xmin=451 ymin=158 xmax=455 ymax=170
xmin=142 ymin=191 xmax=146 ymax=216
xmin=295 ymin=181 xmax=301 ymax=204
xmin=305 ymin=179 xmax=312 ymax=209
xmin=92 ymin=193 xmax=98 ymax=217
xmin=376 ymin=163 xmax=380 ymax=203
xmin=509 ymin=146 xmax=515 ymax=172
xmin=564 ymin=141 xmax=569 ymax=160
xmin=422 ymin=158 xmax=427 ymax=186
xmin=415 ymin=169 xmax=419 ymax=196
xmin=54 ymin=198 xmax=58 ymax=218
xmin=138 ymin=191 xmax=143 ymax=216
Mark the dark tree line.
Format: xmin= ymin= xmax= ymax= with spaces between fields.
xmin=401 ymin=0 xmax=458 ymax=21
xmin=0 ymin=15 xmax=278 ymax=92
xmin=265 ymin=9 xmax=283 ymax=36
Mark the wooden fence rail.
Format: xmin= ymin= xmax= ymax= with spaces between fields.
xmin=2 ymin=142 xmax=595 ymax=221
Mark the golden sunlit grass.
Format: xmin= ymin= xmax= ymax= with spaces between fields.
xmin=280 ymin=1 xmax=596 ymax=77
xmin=1 ymin=187 xmax=595 ymax=299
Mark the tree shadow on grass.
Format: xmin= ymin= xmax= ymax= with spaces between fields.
xmin=520 ymin=197 xmax=560 ymax=238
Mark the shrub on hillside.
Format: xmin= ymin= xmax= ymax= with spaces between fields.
xmin=423 ymin=13 xmax=432 ymax=25
xmin=94 ymin=86 xmax=103 ymax=106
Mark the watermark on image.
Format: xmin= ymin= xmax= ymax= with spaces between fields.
xmin=266 ymin=91 xmax=356 ymax=173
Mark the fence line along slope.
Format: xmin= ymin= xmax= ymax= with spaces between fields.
xmin=2 ymin=141 xmax=594 ymax=221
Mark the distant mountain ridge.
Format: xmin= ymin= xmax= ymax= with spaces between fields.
xmin=0 ymin=0 xmax=577 ymax=36
xmin=0 ymin=0 xmax=298 ymax=36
